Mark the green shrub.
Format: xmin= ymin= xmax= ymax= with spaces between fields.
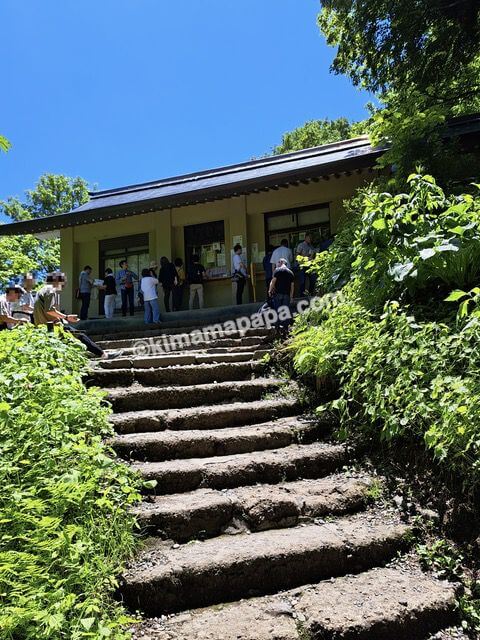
xmin=290 ymin=173 xmax=480 ymax=486
xmin=290 ymin=293 xmax=372 ymax=379
xmin=0 ymin=326 xmax=141 ymax=639
xmin=326 ymin=305 xmax=480 ymax=484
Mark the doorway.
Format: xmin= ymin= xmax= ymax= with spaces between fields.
xmin=99 ymin=233 xmax=150 ymax=315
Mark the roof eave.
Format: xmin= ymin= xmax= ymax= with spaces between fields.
xmin=0 ymin=147 xmax=384 ymax=237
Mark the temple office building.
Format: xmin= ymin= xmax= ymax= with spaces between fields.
xmin=1 ymin=137 xmax=386 ymax=314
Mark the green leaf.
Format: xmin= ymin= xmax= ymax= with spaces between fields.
xmin=80 ymin=617 xmax=96 ymax=631
xmin=445 ymin=290 xmax=468 ymax=302
xmin=372 ymin=218 xmax=387 ymax=230
xmin=143 ymin=479 xmax=158 ymax=490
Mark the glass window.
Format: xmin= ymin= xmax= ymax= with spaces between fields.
xmin=184 ymin=220 xmax=227 ymax=278
xmin=267 ymin=213 xmax=296 ymax=231
xmin=266 ymin=205 xmax=331 ymax=252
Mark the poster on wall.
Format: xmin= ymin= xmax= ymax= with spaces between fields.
xmin=232 ymin=235 xmax=243 ymax=246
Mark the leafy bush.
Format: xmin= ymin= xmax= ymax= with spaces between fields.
xmin=291 ymin=173 xmax=480 ymax=485
xmin=306 ymin=174 xmax=480 ymax=310
xmin=331 ymin=306 xmax=480 ymax=483
xmin=0 ymin=326 xmax=140 ymax=639
xmin=291 ymin=295 xmax=372 ymax=379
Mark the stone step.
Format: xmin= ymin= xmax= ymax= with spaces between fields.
xmin=91 ymin=325 xmax=273 ymax=344
xmin=129 ymin=566 xmax=456 ymax=639
xmin=111 ymin=416 xmax=322 ymax=461
xmin=133 ymin=474 xmax=373 ymax=541
xmin=97 ymin=334 xmax=267 ymax=352
xmin=110 ymin=397 xmax=300 ymax=435
xmin=132 ymin=442 xmax=346 ymax=494
xmin=107 ymin=343 xmax=266 ymax=359
xmin=108 ymin=378 xmax=285 ymax=413
xmin=88 ymin=360 xmax=265 ymax=388
xmin=96 ymin=349 xmax=267 ymax=370
xmin=120 ymin=513 xmax=410 ymax=615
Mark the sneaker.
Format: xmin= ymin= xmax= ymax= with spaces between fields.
xmin=100 ymin=349 xmax=123 ymax=360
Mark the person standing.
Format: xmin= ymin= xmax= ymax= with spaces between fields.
xmin=159 ymin=257 xmax=177 ymax=313
xmin=268 ymin=258 xmax=295 ymax=331
xmin=270 ymin=239 xmax=293 ymax=270
xmin=173 ymin=258 xmax=185 ymax=311
xmin=296 ymin=233 xmax=317 ymax=294
xmin=78 ymin=265 xmax=93 ymax=320
xmin=188 ymin=254 xmax=206 ymax=310
xmin=140 ymin=268 xmax=160 ymax=324
xmin=115 ymin=260 xmax=138 ymax=317
xmin=102 ymin=268 xmax=117 ymax=319
xmin=232 ymin=244 xmax=248 ymax=305
xmin=263 ymin=245 xmax=274 ymax=293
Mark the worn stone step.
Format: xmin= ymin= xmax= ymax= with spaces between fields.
xmin=91 ymin=325 xmax=273 ymax=344
xmin=110 ymin=397 xmax=300 ymax=435
xmin=130 ymin=566 xmax=456 ymax=639
xmin=88 ymin=360 xmax=265 ymax=388
xmin=108 ymin=378 xmax=285 ymax=413
xmin=97 ymin=349 xmax=267 ymax=370
xmin=107 ymin=343 xmax=266 ymax=359
xmin=87 ymin=323 xmax=275 ymax=343
xmin=120 ymin=513 xmax=410 ymax=615
xmin=134 ymin=474 xmax=373 ymax=541
xmin=98 ymin=334 xmax=267 ymax=352
xmin=111 ymin=416 xmax=322 ymax=461
xmin=132 ymin=442 xmax=346 ymax=494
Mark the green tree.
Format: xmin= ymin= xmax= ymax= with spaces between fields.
xmin=1 ymin=173 xmax=90 ymax=222
xmin=319 ymin=0 xmax=480 ymax=102
xmin=0 ymin=135 xmax=10 ymax=153
xmin=272 ymin=117 xmax=367 ymax=155
xmin=318 ymin=1 xmax=480 ymax=185
xmin=0 ymin=174 xmax=90 ymax=286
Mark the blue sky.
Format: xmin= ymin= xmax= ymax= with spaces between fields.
xmin=0 ymin=0 xmax=369 ymax=217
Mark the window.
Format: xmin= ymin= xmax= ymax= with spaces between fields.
xmin=265 ymin=204 xmax=330 ymax=251
xmin=184 ymin=220 xmax=227 ymax=277
xmin=99 ymin=233 xmax=150 ymax=312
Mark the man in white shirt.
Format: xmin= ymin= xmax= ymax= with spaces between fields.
xmin=270 ymin=239 xmax=293 ymax=269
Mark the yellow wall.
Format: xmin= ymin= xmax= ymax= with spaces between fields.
xmin=59 ymin=171 xmax=375 ymax=313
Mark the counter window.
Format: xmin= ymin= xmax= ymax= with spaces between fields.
xmin=184 ymin=220 xmax=227 ymax=278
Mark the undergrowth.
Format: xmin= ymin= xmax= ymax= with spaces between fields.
xmin=288 ymin=172 xmax=480 ymax=632
xmin=0 ymin=326 xmax=141 ymax=639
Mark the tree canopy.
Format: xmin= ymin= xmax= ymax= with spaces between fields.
xmin=0 ymin=135 xmax=10 ymax=153
xmin=0 ymin=174 xmax=90 ymax=287
xmin=319 ymin=0 xmax=480 ymax=103
xmin=1 ymin=174 xmax=90 ymax=222
xmin=318 ymin=1 xmax=480 ymax=186
xmin=272 ymin=117 xmax=367 ymax=155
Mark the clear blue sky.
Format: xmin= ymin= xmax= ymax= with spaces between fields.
xmin=0 ymin=0 xmax=369 ymax=215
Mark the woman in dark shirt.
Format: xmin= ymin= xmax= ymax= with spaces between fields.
xmin=159 ymin=257 xmax=178 ymax=312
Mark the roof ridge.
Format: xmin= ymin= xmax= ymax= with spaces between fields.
xmin=90 ymin=136 xmax=371 ymax=200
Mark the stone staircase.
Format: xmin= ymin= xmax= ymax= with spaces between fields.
xmin=88 ymin=325 xmax=459 ymax=639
